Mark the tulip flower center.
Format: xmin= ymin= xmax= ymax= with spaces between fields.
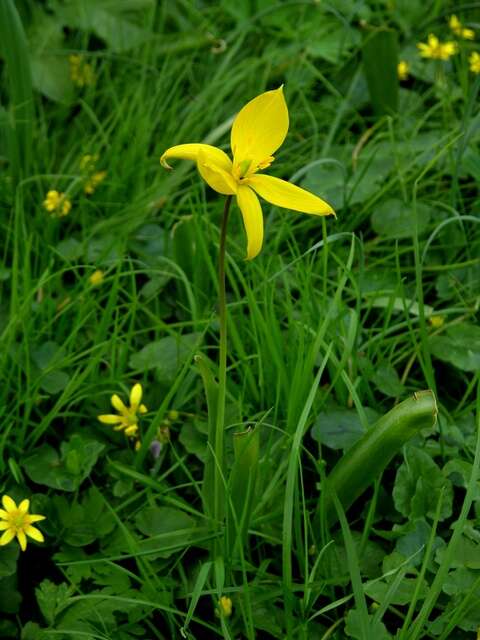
xmin=233 ymin=155 xmax=275 ymax=181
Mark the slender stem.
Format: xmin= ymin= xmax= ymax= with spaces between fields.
xmin=214 ymin=195 xmax=232 ymax=542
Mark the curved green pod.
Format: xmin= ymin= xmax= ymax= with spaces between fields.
xmin=322 ymin=390 xmax=437 ymax=526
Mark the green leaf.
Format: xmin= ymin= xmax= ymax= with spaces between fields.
xmin=321 ymin=391 xmax=437 ymax=526
xmin=54 ymin=488 xmax=116 ymax=546
xmin=393 ymin=446 xmax=453 ymax=521
xmin=362 ymin=27 xmax=398 ymax=115
xmin=52 ymin=0 xmax=152 ymax=52
xmin=0 ymin=574 xmax=21 ymax=614
xmin=429 ymin=323 xmax=480 ymax=372
xmin=23 ymin=434 xmax=104 ymax=491
xmin=0 ymin=544 xmax=19 ymax=578
xmin=129 ymin=332 xmax=201 ymax=382
xmin=365 ymin=575 xmax=428 ymax=606
xmin=135 ymin=506 xmax=196 ymax=558
xmin=372 ymin=364 xmax=405 ymax=397
xmin=371 ymin=199 xmax=431 ymax=239
xmin=312 ymin=406 xmax=380 ymax=451
xmin=345 ymin=610 xmax=392 ymax=638
xmin=36 ymin=580 xmax=71 ymax=625
xmin=435 ymin=534 xmax=480 ymax=570
xmin=227 ymin=427 xmax=260 ymax=557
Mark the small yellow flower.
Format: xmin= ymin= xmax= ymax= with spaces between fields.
xmin=417 ymin=34 xmax=458 ymax=60
xmin=69 ymin=54 xmax=95 ymax=87
xmin=161 ymin=87 xmax=335 ymax=259
xmin=218 ymin=595 xmax=232 ymax=617
xmin=449 ymin=15 xmax=475 ymax=40
xmin=84 ymin=171 xmax=107 ymax=195
xmin=89 ymin=269 xmax=105 ymax=286
xmin=0 ymin=495 xmax=46 ymax=552
xmin=98 ymin=384 xmax=148 ymax=440
xmin=397 ymin=60 xmax=409 ymax=81
xmin=43 ymin=190 xmax=72 ymax=217
xmin=469 ymin=52 xmax=480 ymax=73
xmin=429 ymin=315 xmax=445 ymax=329
xmin=79 ymin=153 xmax=99 ymax=172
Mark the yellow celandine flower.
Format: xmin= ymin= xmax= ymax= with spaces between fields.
xmin=469 ymin=52 xmax=480 ymax=73
xmin=0 ymin=495 xmax=46 ymax=552
xmin=417 ymin=34 xmax=458 ymax=60
xmin=84 ymin=171 xmax=107 ymax=195
xmin=98 ymin=383 xmax=147 ymax=440
xmin=43 ymin=190 xmax=72 ymax=217
xmin=397 ymin=60 xmax=409 ymax=81
xmin=449 ymin=15 xmax=475 ymax=40
xmin=218 ymin=595 xmax=232 ymax=617
xmin=160 ymin=87 xmax=335 ymax=259
xmin=89 ymin=269 xmax=105 ymax=286
xmin=69 ymin=54 xmax=95 ymax=87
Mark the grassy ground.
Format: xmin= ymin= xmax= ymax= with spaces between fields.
xmin=1 ymin=1 xmax=480 ymax=638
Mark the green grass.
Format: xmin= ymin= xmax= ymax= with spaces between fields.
xmin=0 ymin=1 xmax=480 ymax=638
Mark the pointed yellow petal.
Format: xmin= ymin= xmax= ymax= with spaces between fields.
xmin=111 ymin=394 xmax=128 ymax=414
xmin=139 ymin=404 xmax=148 ymax=414
xmin=18 ymin=499 xmax=29 ymax=514
xmin=98 ymin=414 xmax=123 ymax=425
xmin=0 ymin=529 xmax=15 ymax=546
xmin=25 ymin=525 xmax=44 ymax=543
xmin=27 ymin=514 xmax=46 ymax=524
xmin=236 ymin=186 xmax=264 ymax=260
xmin=160 ymin=144 xmax=232 ymax=173
xmin=231 ymin=87 xmax=289 ymax=170
xmin=248 ymin=174 xmax=335 ymax=216
xmin=197 ymin=151 xmax=237 ymax=195
xmin=130 ymin=383 xmax=142 ymax=410
xmin=0 ymin=522 xmax=10 ymax=530
xmin=2 ymin=496 xmax=16 ymax=513
xmin=17 ymin=530 xmax=27 ymax=551
xmin=0 ymin=509 xmax=9 ymax=519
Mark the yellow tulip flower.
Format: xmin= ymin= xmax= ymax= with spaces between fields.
xmin=160 ymin=87 xmax=335 ymax=259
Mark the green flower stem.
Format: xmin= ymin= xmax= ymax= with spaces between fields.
xmin=214 ymin=195 xmax=233 ymax=538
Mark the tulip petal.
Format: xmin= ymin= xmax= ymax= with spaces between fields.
xmin=1 ymin=496 xmax=16 ymax=513
xmin=160 ymin=144 xmax=232 ymax=173
xmin=231 ymin=87 xmax=289 ymax=170
xmin=197 ymin=151 xmax=237 ymax=195
xmin=236 ymin=186 xmax=264 ymax=260
xmin=130 ymin=383 xmax=143 ymax=410
xmin=248 ymin=174 xmax=335 ymax=216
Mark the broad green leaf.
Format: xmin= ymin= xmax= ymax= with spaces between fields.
xmin=135 ymin=506 xmax=196 ymax=558
xmin=393 ymin=446 xmax=453 ymax=521
xmin=36 ymin=580 xmax=71 ymax=625
xmin=372 ymin=364 xmax=405 ymax=397
xmin=429 ymin=323 xmax=480 ymax=372
xmin=23 ymin=435 xmax=104 ymax=491
xmin=311 ymin=406 xmax=379 ymax=451
xmin=321 ymin=391 xmax=437 ymax=526
xmin=371 ymin=199 xmax=431 ymax=239
xmin=129 ymin=332 xmax=200 ymax=382
xmin=0 ymin=544 xmax=19 ymax=578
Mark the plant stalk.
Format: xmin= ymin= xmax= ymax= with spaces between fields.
xmin=214 ymin=195 xmax=232 ymax=542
